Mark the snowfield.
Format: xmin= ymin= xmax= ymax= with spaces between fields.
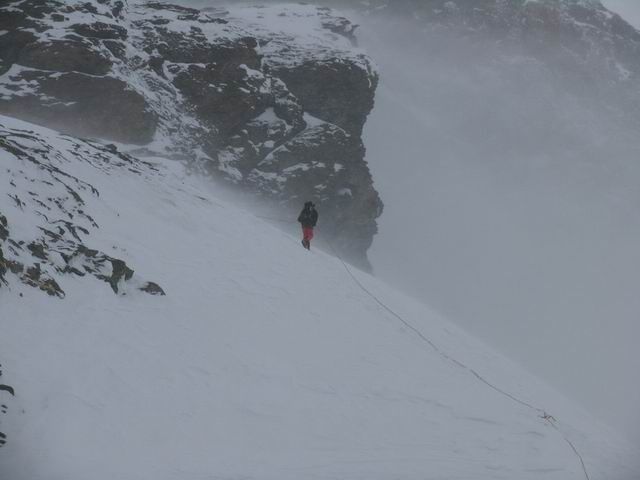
xmin=0 ymin=117 xmax=639 ymax=480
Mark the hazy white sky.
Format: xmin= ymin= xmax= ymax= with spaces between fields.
xmin=357 ymin=4 xmax=640 ymax=446
xmin=603 ymin=0 xmax=640 ymax=27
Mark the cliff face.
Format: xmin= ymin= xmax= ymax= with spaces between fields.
xmin=0 ymin=0 xmax=382 ymax=270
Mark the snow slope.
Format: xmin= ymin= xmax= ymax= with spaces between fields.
xmin=1 ymin=116 xmax=639 ymax=479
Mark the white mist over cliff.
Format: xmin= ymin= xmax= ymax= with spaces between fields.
xmin=604 ymin=0 xmax=640 ymax=28
xmin=173 ymin=0 xmax=640 ymax=447
xmin=355 ymin=8 xmax=640 ymax=446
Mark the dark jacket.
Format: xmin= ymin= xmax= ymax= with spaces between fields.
xmin=298 ymin=206 xmax=318 ymax=228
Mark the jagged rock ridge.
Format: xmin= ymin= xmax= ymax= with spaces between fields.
xmin=0 ymin=0 xmax=382 ymax=269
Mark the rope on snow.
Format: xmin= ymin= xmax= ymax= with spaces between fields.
xmin=254 ymin=210 xmax=591 ymax=479
xmin=322 ymin=237 xmax=591 ymax=480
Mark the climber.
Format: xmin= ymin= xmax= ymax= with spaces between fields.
xmin=297 ymin=201 xmax=318 ymax=250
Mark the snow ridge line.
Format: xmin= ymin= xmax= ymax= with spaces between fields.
xmin=322 ymin=238 xmax=592 ymax=480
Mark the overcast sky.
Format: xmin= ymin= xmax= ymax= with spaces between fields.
xmin=603 ymin=0 xmax=640 ymax=27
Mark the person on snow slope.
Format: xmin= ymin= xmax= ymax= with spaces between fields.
xmin=298 ymin=201 xmax=318 ymax=250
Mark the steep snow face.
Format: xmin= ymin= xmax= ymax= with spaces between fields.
xmin=1 ymin=117 xmax=639 ymax=479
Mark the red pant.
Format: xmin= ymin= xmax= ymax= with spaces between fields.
xmin=302 ymin=226 xmax=314 ymax=242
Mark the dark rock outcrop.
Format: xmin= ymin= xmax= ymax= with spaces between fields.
xmin=0 ymin=70 xmax=157 ymax=144
xmin=0 ymin=1 xmax=157 ymax=145
xmin=270 ymin=61 xmax=378 ymax=137
xmin=0 ymin=120 xmax=165 ymax=298
xmin=0 ymin=0 xmax=383 ymax=270
xmin=0 ymin=363 xmax=14 ymax=449
xmin=18 ymin=38 xmax=113 ymax=75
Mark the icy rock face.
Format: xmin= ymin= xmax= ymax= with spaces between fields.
xmin=0 ymin=117 xmax=165 ymax=298
xmin=0 ymin=0 xmax=382 ymax=270
xmin=250 ymin=123 xmax=381 ymax=262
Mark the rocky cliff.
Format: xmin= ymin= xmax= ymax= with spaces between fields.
xmin=0 ymin=0 xmax=382 ymax=270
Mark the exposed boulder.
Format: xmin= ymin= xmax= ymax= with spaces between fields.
xmin=140 ymin=281 xmax=166 ymax=296
xmin=17 ymin=38 xmax=113 ymax=75
xmin=270 ymin=60 xmax=378 ymax=137
xmin=0 ymin=71 xmax=157 ymax=144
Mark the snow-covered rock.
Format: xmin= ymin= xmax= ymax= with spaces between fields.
xmin=0 ymin=115 xmax=165 ymax=298
xmin=0 ymin=0 xmax=382 ymax=269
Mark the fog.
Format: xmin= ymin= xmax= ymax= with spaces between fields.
xmin=356 ymin=14 xmax=640 ymax=446
xmin=175 ymin=0 xmax=640 ymax=446
xmin=604 ymin=0 xmax=640 ymax=29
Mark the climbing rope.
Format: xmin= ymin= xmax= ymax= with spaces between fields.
xmin=546 ymin=418 xmax=592 ymax=480
xmin=321 ymin=237 xmax=591 ymax=480
xmin=254 ymin=210 xmax=591 ymax=479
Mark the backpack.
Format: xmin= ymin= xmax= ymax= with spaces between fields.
xmin=298 ymin=207 xmax=317 ymax=227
